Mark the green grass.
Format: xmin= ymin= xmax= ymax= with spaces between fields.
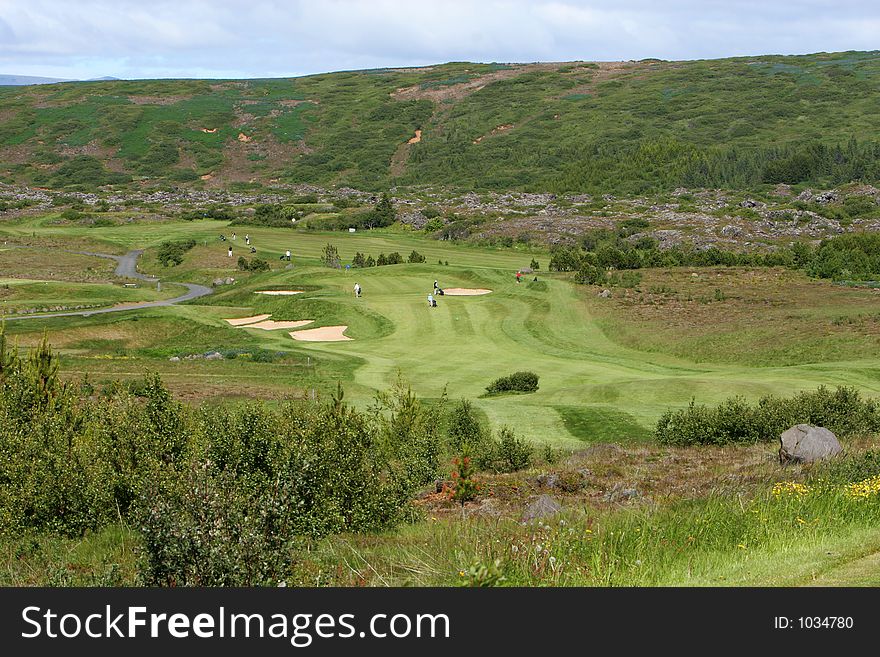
xmin=554 ymin=405 xmax=652 ymax=443
xmin=0 ymin=277 xmax=182 ymax=315
xmin=4 ymin=220 xmax=880 ymax=446
xmin=304 ymin=478 xmax=880 ymax=586
xmin=4 ymin=52 xmax=880 ymax=191
xmin=4 ymin=218 xmax=880 ymax=586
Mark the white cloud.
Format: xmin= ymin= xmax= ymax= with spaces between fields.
xmin=0 ymin=0 xmax=877 ymax=79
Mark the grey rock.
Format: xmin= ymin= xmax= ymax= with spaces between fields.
xmin=815 ymin=191 xmax=839 ymax=204
xmin=598 ymin=289 xmax=612 ymax=298
xmin=399 ymin=210 xmax=428 ymax=229
xmin=168 ymin=356 xmax=180 ymax=362
xmin=721 ymin=224 xmax=742 ymax=237
xmin=739 ymin=198 xmax=762 ymax=208
xmin=779 ymin=424 xmax=841 ymax=464
xmin=796 ymin=189 xmax=814 ymax=202
xmin=204 ymin=351 xmax=223 ymax=361
xmin=603 ymin=482 xmax=641 ymax=503
xmin=521 ymin=494 xmax=562 ymax=522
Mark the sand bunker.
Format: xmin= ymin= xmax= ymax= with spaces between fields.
xmin=255 ymin=290 xmax=304 ymax=296
xmin=442 ymin=288 xmax=492 ymax=296
xmin=224 ymin=314 xmax=271 ymax=326
xmin=245 ymin=319 xmax=313 ymax=331
xmin=289 ymin=325 xmax=352 ymax=342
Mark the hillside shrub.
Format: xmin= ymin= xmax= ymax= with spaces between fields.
xmin=157 ymin=239 xmax=196 ymax=267
xmin=447 ymin=399 xmax=487 ymax=452
xmin=138 ymin=384 xmax=441 ymax=585
xmin=486 ymin=371 xmax=539 ymax=395
xmin=655 ymin=386 xmax=880 ymax=446
xmin=237 ymin=257 xmax=270 ymax=272
xmin=493 ymin=426 xmax=533 ymax=473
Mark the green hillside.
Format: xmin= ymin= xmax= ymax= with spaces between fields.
xmin=2 ymin=51 xmax=880 ymax=193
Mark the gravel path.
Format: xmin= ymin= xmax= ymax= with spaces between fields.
xmin=2 ymin=249 xmax=213 ymax=321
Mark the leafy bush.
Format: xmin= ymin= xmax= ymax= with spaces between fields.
xmin=655 ymin=386 xmax=880 ymax=446
xmin=447 ymin=399 xmax=487 ymax=451
xmin=493 ymin=426 xmax=533 ymax=473
xmin=237 ymin=256 xmax=270 ymax=272
xmin=486 ymin=371 xmax=539 ymax=395
xmin=321 ymin=243 xmax=341 ymax=268
xmin=424 ymin=217 xmax=445 ymax=232
xmin=157 ymin=239 xmax=196 ymax=267
xmin=407 ymin=250 xmax=426 ymax=263
xmin=448 ymin=451 xmax=479 ymax=506
xmin=138 ymin=384 xmax=441 ymax=585
xmin=808 ymin=233 xmax=880 ymax=281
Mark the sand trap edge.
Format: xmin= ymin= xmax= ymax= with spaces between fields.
xmin=289 ymin=325 xmax=352 ymax=342
xmin=244 ymin=319 xmax=314 ymax=331
xmin=442 ymin=288 xmax=492 ymax=296
xmin=224 ymin=314 xmax=271 ymax=326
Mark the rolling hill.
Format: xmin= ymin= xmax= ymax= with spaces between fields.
xmin=2 ymin=51 xmax=880 ymax=193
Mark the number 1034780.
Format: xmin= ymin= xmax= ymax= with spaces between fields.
xmin=774 ymin=616 xmax=854 ymax=629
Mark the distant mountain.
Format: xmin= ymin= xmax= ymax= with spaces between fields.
xmin=0 ymin=74 xmax=70 ymax=86
xmin=0 ymin=74 xmax=119 ymax=86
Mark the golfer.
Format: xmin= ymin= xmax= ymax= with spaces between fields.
xmin=354 ymin=283 xmax=361 ymax=297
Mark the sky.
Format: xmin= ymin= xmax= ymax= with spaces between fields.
xmin=0 ymin=0 xmax=878 ymax=80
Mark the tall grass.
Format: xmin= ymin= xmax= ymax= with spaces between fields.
xmin=316 ymin=459 xmax=880 ymax=587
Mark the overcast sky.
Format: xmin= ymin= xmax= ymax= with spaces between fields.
xmin=0 ymin=0 xmax=878 ymax=80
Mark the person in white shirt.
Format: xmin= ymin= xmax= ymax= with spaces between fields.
xmin=354 ymin=283 xmax=361 ymax=297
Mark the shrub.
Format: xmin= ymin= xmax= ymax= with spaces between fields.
xmin=447 ymin=450 xmax=479 ymax=506
xmin=486 ymin=371 xmax=539 ymax=395
xmin=494 ymin=426 xmax=533 ymax=473
xmin=321 ymin=243 xmax=341 ymax=268
xmin=407 ymin=250 xmax=426 ymax=263
xmin=447 ymin=399 xmax=487 ymax=451
xmin=424 ymin=217 xmax=445 ymax=232
xmin=138 ymin=383 xmax=441 ymax=585
xmin=237 ymin=257 xmax=270 ymax=272
xmin=655 ymin=386 xmax=880 ymax=446
xmin=157 ymin=239 xmax=196 ymax=267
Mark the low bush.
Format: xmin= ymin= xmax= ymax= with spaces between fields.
xmin=486 ymin=371 xmax=539 ymax=395
xmin=655 ymin=386 xmax=880 ymax=446
xmin=493 ymin=426 xmax=533 ymax=473
xmin=236 ymin=257 xmax=270 ymax=272
xmin=157 ymin=239 xmax=196 ymax=267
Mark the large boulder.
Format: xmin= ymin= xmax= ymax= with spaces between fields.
xmin=779 ymin=424 xmax=841 ymax=464
xmin=521 ymin=494 xmax=562 ymax=522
